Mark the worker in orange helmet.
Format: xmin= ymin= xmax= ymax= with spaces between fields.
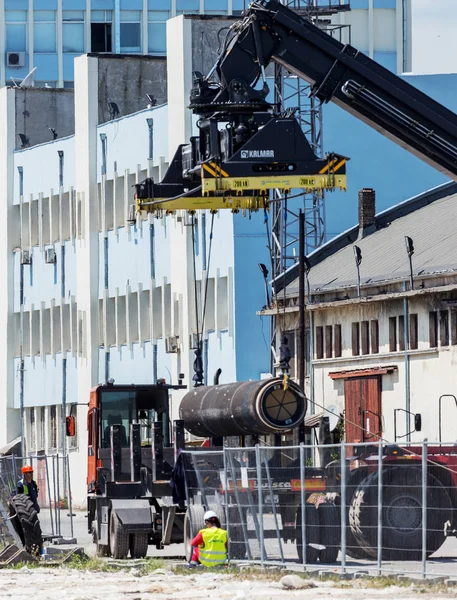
xmin=17 ymin=465 xmax=40 ymax=513
xmin=189 ymin=510 xmax=227 ymax=567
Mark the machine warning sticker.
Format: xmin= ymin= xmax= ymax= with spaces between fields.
xmin=233 ymin=179 xmax=250 ymax=188
xmin=299 ymin=177 xmax=316 ymax=186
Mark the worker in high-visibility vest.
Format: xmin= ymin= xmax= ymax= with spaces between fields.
xmin=17 ymin=465 xmax=40 ymax=513
xmin=189 ymin=510 xmax=227 ymax=567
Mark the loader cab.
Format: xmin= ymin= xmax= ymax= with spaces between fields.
xmin=87 ymin=382 xmax=171 ymax=491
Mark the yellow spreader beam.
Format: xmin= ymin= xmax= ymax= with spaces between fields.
xmin=136 ymin=172 xmax=347 ymax=215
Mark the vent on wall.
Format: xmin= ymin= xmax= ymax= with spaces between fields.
xmin=7 ymin=52 xmax=25 ymax=68
xmin=21 ymin=250 xmax=32 ymax=265
xmin=165 ymin=336 xmax=179 ymax=354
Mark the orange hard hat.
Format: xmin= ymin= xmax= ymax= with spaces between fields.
xmin=21 ymin=465 xmax=33 ymax=474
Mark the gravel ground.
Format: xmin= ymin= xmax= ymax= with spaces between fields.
xmin=0 ymin=567 xmax=456 ymax=600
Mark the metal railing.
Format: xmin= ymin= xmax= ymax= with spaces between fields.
xmin=182 ymin=440 xmax=457 ymax=579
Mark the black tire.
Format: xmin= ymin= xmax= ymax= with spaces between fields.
xmin=130 ymin=533 xmax=149 ymax=559
xmin=9 ymin=494 xmax=43 ymax=557
xmin=318 ymin=501 xmax=340 ymax=564
xmin=296 ymin=504 xmax=320 ymax=564
xmin=349 ymin=467 xmax=452 ymax=561
xmin=92 ymin=522 xmax=110 ymax=557
xmin=110 ymin=510 xmax=129 ymax=559
xmin=184 ymin=505 xmax=205 ymax=562
xmin=345 ymin=521 xmax=374 ymax=560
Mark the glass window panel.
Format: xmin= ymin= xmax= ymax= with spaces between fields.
xmin=176 ymin=10 xmax=198 ymax=14
xmin=63 ymin=23 xmax=84 ymax=52
xmin=5 ymin=11 xmax=27 ymax=22
xmin=34 ymin=11 xmax=56 ymax=21
xmin=63 ymin=10 xmax=84 ymax=21
xmin=148 ymin=0 xmax=171 ymax=8
xmin=6 ymin=24 xmax=26 ymax=52
xmin=120 ymin=10 xmax=141 ymax=21
xmin=34 ymin=23 xmax=57 ymax=52
xmin=148 ymin=11 xmax=169 ymax=20
xmin=120 ymin=23 xmax=141 ymax=51
xmin=177 ymin=0 xmax=199 ymax=9
xmin=204 ymin=0 xmax=228 ymax=9
xmin=232 ymin=0 xmax=247 ymax=10
xmin=91 ymin=10 xmax=112 ymax=22
xmin=148 ymin=22 xmax=166 ymax=53
xmin=35 ymin=81 xmax=57 ymax=88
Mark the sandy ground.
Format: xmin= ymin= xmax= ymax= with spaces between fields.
xmin=0 ymin=567 xmax=456 ymax=600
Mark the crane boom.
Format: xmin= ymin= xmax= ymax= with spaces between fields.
xmin=136 ymin=0 xmax=457 ymax=215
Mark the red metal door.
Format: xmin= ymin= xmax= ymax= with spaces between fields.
xmin=344 ymin=375 xmax=382 ymax=448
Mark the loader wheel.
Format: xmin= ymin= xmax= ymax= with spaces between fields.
xmin=296 ymin=504 xmax=320 ymax=564
xmin=349 ymin=467 xmax=452 ymax=561
xmin=110 ymin=511 xmax=129 ymax=559
xmin=130 ymin=533 xmax=149 ymax=559
xmin=184 ymin=505 xmax=205 ymax=562
xmin=318 ymin=501 xmax=340 ymax=564
xmin=92 ymin=523 xmax=109 ymax=557
xmin=8 ymin=494 xmax=43 ymax=557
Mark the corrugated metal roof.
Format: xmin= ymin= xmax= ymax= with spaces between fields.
xmin=285 ymin=184 xmax=457 ymax=296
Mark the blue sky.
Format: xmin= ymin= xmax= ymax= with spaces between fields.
xmin=411 ymin=0 xmax=457 ymax=74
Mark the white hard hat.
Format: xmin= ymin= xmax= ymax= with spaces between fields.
xmin=204 ymin=510 xmax=217 ymax=521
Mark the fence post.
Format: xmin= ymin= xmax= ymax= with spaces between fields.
xmin=299 ymin=442 xmax=306 ymax=567
xmin=422 ymin=439 xmax=428 ymax=579
xmin=340 ymin=441 xmax=347 ymax=574
xmin=255 ymin=444 xmax=265 ymax=566
xmin=66 ymin=454 xmax=74 ymax=539
xmin=377 ymin=439 xmax=383 ymax=575
xmin=222 ymin=448 xmax=230 ymax=561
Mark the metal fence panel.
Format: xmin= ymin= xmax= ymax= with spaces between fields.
xmin=0 ymin=454 xmax=74 ymax=543
xmin=182 ymin=440 xmax=457 ymax=579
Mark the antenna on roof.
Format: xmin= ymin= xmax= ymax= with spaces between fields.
xmin=19 ymin=67 xmax=37 ymax=88
xmin=9 ymin=77 xmax=20 ymax=88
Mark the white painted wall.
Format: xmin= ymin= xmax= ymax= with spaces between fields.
xmin=310 ymin=295 xmax=457 ymax=445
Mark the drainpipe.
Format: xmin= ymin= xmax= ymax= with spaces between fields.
xmin=403 ymin=281 xmax=410 ymax=441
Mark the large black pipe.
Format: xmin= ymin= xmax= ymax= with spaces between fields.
xmin=180 ymin=378 xmax=307 ymax=438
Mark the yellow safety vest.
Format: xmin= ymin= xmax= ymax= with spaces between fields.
xmin=199 ymin=527 xmax=227 ymax=567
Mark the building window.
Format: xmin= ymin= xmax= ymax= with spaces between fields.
xmin=325 ymin=325 xmax=333 ymax=359
xmin=177 ymin=0 xmax=199 ymax=14
xmin=28 ymin=408 xmax=36 ymax=453
xmin=315 ymin=326 xmax=323 ymax=359
xmin=451 ymin=310 xmax=457 ymax=346
xmin=39 ymin=407 xmax=46 ymax=450
xmin=334 ymin=324 xmax=342 ymax=357
xmin=148 ymin=11 xmax=167 ymax=54
xmin=351 ymin=322 xmax=360 ymax=356
xmin=34 ymin=11 xmax=56 ymax=53
xmin=204 ymin=0 xmax=228 ymax=14
xmin=361 ymin=320 xmax=369 ymax=355
xmin=49 ymin=405 xmax=57 ymax=450
xmin=63 ymin=10 xmax=85 ymax=53
xmin=91 ymin=11 xmax=112 ymax=53
xmin=6 ymin=11 xmax=27 ymax=52
xmin=398 ymin=315 xmax=405 ymax=351
xmin=389 ymin=316 xmax=397 ymax=352
xmin=440 ymin=310 xmax=449 ymax=346
xmin=409 ymin=313 xmax=418 ymax=350
xmin=370 ymin=320 xmax=379 ymax=354
xmin=120 ymin=11 xmax=142 ymax=53
xmin=429 ymin=311 xmax=438 ymax=348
